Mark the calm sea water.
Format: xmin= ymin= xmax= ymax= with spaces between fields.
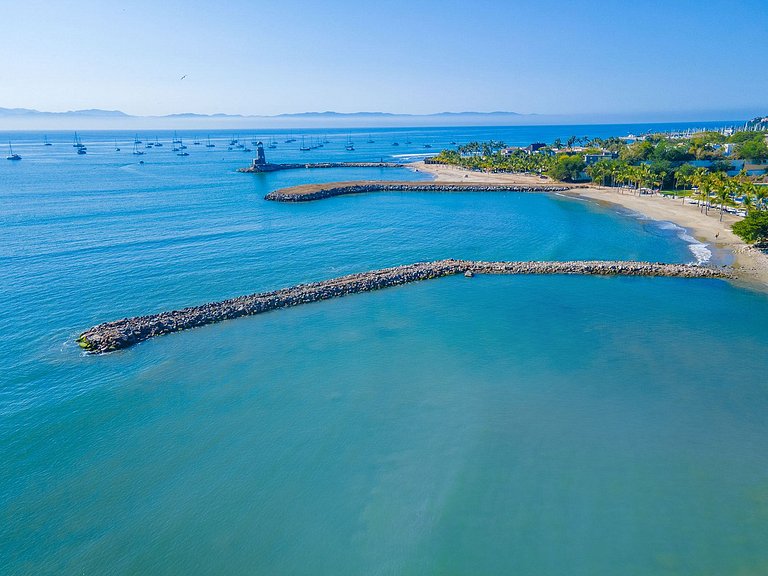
xmin=2 ymin=124 xmax=768 ymax=575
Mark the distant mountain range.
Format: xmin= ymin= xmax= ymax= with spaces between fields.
xmin=0 ymin=106 xmax=752 ymax=129
xmin=0 ymin=107 xmax=523 ymax=120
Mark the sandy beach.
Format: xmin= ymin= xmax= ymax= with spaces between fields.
xmin=411 ymin=161 xmax=768 ymax=290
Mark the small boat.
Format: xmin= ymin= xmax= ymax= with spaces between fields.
xmin=392 ymin=142 xmax=400 ymax=146
xmin=366 ymin=134 xmax=374 ymax=143
xmin=77 ymin=147 xmax=87 ymax=155
xmin=177 ymin=151 xmax=189 ymax=156
xmin=423 ymin=144 xmax=432 ymax=148
xmin=43 ymin=135 xmax=52 ymax=146
xmin=145 ymin=142 xmax=153 ymax=149
xmin=115 ymin=139 xmax=121 ymax=152
xmin=405 ymin=138 xmax=412 ymax=144
xmin=6 ymin=141 xmax=21 ymax=160
xmin=205 ymin=136 xmax=215 ymax=148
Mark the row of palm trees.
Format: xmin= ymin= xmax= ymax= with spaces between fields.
xmin=434 ymin=148 xmax=552 ymax=174
xmin=587 ymin=160 xmax=767 ymax=221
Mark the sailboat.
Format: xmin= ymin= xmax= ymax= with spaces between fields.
xmin=74 ymin=133 xmax=87 ymax=154
xmin=43 ymin=135 xmax=52 ymax=146
xmin=345 ymin=135 xmax=354 ymax=151
xmin=134 ymin=134 xmax=142 ymax=145
xmin=172 ymin=131 xmax=182 ymax=144
xmin=193 ymin=137 xmax=201 ymax=146
xmin=299 ymin=136 xmax=311 ymax=151
xmin=154 ymin=137 xmax=163 ymax=147
xmin=132 ymin=142 xmax=145 ymax=155
xmin=205 ymin=135 xmax=215 ymax=148
xmin=6 ymin=141 xmax=21 ymax=160
xmin=366 ymin=134 xmax=375 ymax=143
xmin=267 ymin=137 xmax=277 ymax=149
xmin=177 ymin=138 xmax=189 ymax=156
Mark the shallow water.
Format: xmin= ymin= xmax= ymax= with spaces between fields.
xmin=2 ymin=125 xmax=768 ymax=575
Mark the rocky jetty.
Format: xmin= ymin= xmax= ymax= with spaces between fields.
xmin=78 ymin=260 xmax=732 ymax=354
xmin=238 ymin=161 xmax=403 ymax=173
xmin=264 ymin=181 xmax=571 ymax=202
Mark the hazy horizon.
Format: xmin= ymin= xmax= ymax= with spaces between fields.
xmin=1 ymin=0 xmax=766 ymax=124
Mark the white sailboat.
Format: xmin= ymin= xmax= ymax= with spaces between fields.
xmin=6 ymin=141 xmax=21 ymax=160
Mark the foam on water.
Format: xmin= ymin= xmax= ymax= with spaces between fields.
xmin=654 ymin=220 xmax=712 ymax=264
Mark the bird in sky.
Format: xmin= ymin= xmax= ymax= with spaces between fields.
xmin=180 ymin=75 xmax=187 ymax=80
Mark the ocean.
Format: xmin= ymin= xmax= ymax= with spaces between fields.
xmin=2 ymin=123 xmax=768 ymax=574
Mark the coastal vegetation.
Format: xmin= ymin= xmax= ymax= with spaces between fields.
xmin=732 ymin=211 xmax=768 ymax=244
xmin=430 ymin=120 xmax=768 ymax=241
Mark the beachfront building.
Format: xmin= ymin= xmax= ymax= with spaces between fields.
xmin=583 ymin=151 xmax=618 ymax=165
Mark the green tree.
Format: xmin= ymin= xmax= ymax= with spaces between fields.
xmin=547 ymin=155 xmax=586 ymax=182
xmin=732 ymin=211 xmax=768 ymax=243
xmin=737 ymin=139 xmax=768 ymax=162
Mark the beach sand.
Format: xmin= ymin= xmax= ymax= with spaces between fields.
xmin=411 ymin=161 xmax=768 ymax=290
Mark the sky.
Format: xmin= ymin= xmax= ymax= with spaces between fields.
xmin=1 ymin=0 xmax=766 ymax=120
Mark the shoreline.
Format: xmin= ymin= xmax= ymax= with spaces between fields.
xmin=411 ymin=161 xmax=768 ymax=290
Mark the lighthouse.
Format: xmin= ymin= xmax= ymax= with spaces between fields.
xmin=252 ymin=142 xmax=267 ymax=167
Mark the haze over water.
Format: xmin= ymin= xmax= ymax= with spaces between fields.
xmin=3 ymin=124 xmax=768 ymax=574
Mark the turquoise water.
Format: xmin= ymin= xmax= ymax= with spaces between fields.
xmin=2 ymin=126 xmax=768 ymax=574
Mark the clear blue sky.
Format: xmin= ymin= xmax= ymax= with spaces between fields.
xmin=1 ymin=0 xmax=766 ymax=118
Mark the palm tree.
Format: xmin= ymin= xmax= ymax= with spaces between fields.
xmin=716 ymin=177 xmax=735 ymax=221
xmin=675 ymin=172 xmax=690 ymax=204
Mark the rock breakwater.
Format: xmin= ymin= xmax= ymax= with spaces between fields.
xmin=238 ymin=162 xmax=403 ymax=173
xmin=264 ymin=181 xmax=572 ymax=202
xmin=78 ymin=260 xmax=731 ymax=354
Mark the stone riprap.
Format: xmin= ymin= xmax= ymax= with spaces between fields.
xmin=264 ymin=181 xmax=573 ymax=202
xmin=238 ymin=162 xmax=403 ymax=173
xmin=78 ymin=260 xmax=732 ymax=354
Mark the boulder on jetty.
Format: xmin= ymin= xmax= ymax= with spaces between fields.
xmin=77 ymin=259 xmax=732 ymax=355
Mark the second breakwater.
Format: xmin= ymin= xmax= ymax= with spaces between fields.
xmin=78 ymin=260 xmax=731 ymax=354
xmin=264 ymin=181 xmax=573 ymax=202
